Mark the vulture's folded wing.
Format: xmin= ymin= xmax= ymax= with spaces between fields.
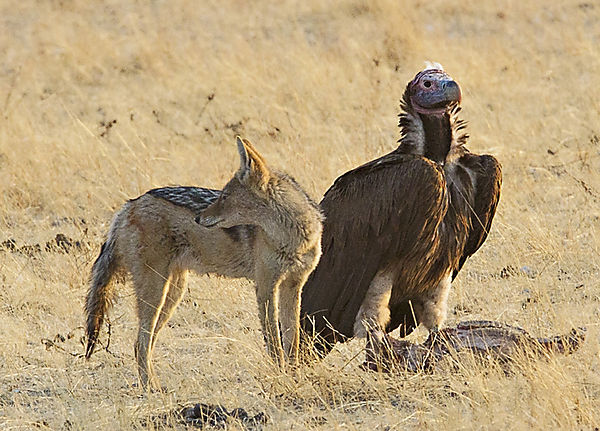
xmin=452 ymin=154 xmax=502 ymax=279
xmin=301 ymin=152 xmax=447 ymax=348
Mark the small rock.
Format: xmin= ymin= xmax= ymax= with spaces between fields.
xmin=499 ymin=265 xmax=518 ymax=279
xmin=249 ymin=411 xmax=268 ymax=425
xmin=527 ymin=167 xmax=540 ymax=180
xmin=307 ymin=416 xmax=328 ymax=426
xmin=520 ymin=266 xmax=536 ymax=278
xmin=177 ymin=402 xmax=267 ymax=429
xmin=19 ymin=244 xmax=41 ymax=256
xmin=0 ymin=239 xmax=17 ymax=251
xmin=230 ymin=407 xmax=249 ymax=421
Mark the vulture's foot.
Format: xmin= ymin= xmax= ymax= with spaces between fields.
xmin=361 ymin=320 xmax=586 ymax=373
xmin=362 ymin=331 xmax=430 ymax=373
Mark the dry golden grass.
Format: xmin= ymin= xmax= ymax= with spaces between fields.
xmin=1 ymin=0 xmax=599 ymax=429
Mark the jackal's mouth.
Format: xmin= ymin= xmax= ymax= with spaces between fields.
xmin=195 ymin=215 xmax=222 ymax=228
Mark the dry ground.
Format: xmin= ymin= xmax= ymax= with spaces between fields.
xmin=1 ymin=0 xmax=599 ymax=429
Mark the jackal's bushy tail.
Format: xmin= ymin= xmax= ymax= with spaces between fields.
xmin=85 ymin=219 xmax=119 ymax=359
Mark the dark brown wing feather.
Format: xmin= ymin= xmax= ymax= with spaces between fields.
xmin=301 ymin=151 xmax=447 ymax=349
xmin=452 ymin=154 xmax=502 ymax=279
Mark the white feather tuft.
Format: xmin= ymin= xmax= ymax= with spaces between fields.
xmin=424 ymin=61 xmax=444 ymax=71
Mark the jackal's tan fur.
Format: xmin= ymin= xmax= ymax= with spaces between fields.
xmin=85 ymin=137 xmax=323 ymax=390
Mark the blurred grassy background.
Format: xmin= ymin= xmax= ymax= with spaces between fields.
xmin=0 ymin=0 xmax=599 ymax=429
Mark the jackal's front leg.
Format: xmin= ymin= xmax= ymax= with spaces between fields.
xmin=278 ymin=267 xmax=312 ymax=366
xmin=255 ymin=276 xmax=285 ymax=367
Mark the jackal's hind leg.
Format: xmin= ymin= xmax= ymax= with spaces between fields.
xmin=132 ymin=263 xmax=170 ymax=390
xmin=151 ymin=270 xmax=188 ymax=352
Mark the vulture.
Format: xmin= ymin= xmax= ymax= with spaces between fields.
xmin=300 ymin=65 xmax=502 ymax=359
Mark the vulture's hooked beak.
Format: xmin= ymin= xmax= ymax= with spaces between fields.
xmin=440 ymin=80 xmax=461 ymax=105
xmin=441 ymin=80 xmax=462 ymax=103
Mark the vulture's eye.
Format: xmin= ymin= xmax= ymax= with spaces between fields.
xmin=423 ymin=80 xmax=432 ymax=88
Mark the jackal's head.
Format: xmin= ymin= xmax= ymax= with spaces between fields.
xmin=195 ymin=136 xmax=273 ymax=229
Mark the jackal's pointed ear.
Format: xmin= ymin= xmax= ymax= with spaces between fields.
xmin=236 ymin=136 xmax=251 ymax=174
xmin=235 ymin=136 xmax=270 ymax=189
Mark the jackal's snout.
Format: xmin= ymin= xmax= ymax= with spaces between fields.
xmin=195 ymin=213 xmax=222 ymax=227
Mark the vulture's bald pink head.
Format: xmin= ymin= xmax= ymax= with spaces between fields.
xmin=407 ymin=66 xmax=461 ymax=115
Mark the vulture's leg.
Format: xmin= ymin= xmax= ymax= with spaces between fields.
xmin=354 ymin=270 xmax=395 ymax=370
xmin=414 ymin=273 xmax=452 ymax=333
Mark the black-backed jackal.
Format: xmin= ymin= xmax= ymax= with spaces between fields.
xmin=85 ymin=137 xmax=323 ymax=390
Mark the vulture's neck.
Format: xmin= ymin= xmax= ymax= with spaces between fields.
xmin=397 ymin=103 xmax=468 ymax=165
xmin=420 ymin=113 xmax=452 ymax=165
